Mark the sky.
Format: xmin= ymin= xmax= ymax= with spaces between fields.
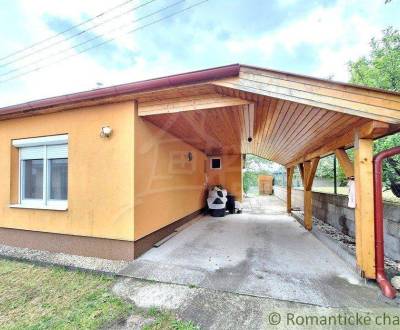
xmin=0 ymin=0 xmax=399 ymax=107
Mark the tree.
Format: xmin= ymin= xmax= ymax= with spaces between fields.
xmin=374 ymin=134 xmax=400 ymax=189
xmin=349 ymin=27 xmax=400 ymax=92
xmin=242 ymin=155 xmax=281 ymax=194
xmin=348 ymin=26 xmax=400 ymax=190
xmin=316 ymin=154 xmax=349 ymax=187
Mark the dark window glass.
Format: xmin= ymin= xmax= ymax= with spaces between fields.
xmin=49 ymin=158 xmax=68 ymax=200
xmin=211 ymin=158 xmax=221 ymax=169
xmin=23 ymin=159 xmax=43 ymax=199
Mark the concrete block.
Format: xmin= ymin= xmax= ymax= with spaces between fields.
xmin=343 ymin=208 xmax=355 ymax=222
xmin=383 ymin=234 xmax=400 ymax=261
xmin=384 ymin=204 xmax=400 ymax=223
xmin=386 ymin=220 xmax=400 ymax=238
xmin=327 ymin=203 xmax=337 ymax=214
xmin=313 ymin=200 xmax=322 ymax=208
xmin=275 ymin=186 xmax=400 ymax=260
xmin=347 ymin=222 xmax=355 ymax=237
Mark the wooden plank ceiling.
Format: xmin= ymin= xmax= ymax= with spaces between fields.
xmin=141 ymin=84 xmax=369 ymax=165
xmin=139 ymin=65 xmax=400 ymax=166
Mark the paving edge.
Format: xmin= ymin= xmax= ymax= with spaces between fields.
xmin=1 ymin=254 xmax=120 ymax=276
xmin=0 ymin=244 xmax=127 ymax=276
xmin=290 ymin=212 xmax=395 ymax=294
xmin=290 ymin=213 xmax=358 ymax=272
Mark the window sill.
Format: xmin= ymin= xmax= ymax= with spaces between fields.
xmin=9 ymin=204 xmax=68 ymax=211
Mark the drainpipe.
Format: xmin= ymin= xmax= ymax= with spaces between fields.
xmin=373 ymin=146 xmax=400 ymax=299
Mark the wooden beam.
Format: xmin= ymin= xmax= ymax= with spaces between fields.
xmin=138 ymin=93 xmax=252 ymax=116
xmin=358 ymin=120 xmax=391 ymax=139
xmin=305 ymin=157 xmax=319 ymax=190
xmin=303 ymin=161 xmax=312 ymax=231
xmin=285 ymin=121 xmax=390 ymax=168
xmin=298 ymin=163 xmax=304 ymax=184
xmin=304 ymin=190 xmax=313 ymax=231
xmin=335 ymin=148 xmax=354 ymax=178
xmin=354 ymin=135 xmax=376 ymax=279
xmin=286 ymin=167 xmax=294 ymax=213
xmin=302 ymin=158 xmax=319 ymax=231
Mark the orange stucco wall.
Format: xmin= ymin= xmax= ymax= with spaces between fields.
xmin=0 ymin=102 xmax=135 ymax=241
xmin=0 ymin=100 xmax=243 ymax=244
xmin=134 ymin=110 xmax=207 ymax=240
xmin=206 ymin=155 xmax=243 ymax=201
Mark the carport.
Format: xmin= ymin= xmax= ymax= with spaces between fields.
xmin=120 ymin=196 xmax=390 ymax=306
xmin=135 ymin=63 xmax=400 ymax=283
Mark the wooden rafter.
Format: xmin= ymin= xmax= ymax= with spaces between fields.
xmin=335 ymin=148 xmax=354 ymax=178
xmin=302 ymin=158 xmax=319 ymax=231
xmin=304 ymin=158 xmax=320 ymax=191
xmin=298 ymin=163 xmax=304 ymax=184
xmin=138 ymin=93 xmax=252 ymax=116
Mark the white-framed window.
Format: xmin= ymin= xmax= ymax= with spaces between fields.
xmin=210 ymin=157 xmax=222 ymax=170
xmin=11 ymin=134 xmax=68 ymax=210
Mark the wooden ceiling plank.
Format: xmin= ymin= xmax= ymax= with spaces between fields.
xmin=279 ymin=112 xmax=345 ymax=164
xmin=265 ymin=101 xmax=301 ymax=160
xmin=253 ymin=96 xmax=271 ymax=156
xmin=270 ymin=104 xmax=313 ymax=160
xmin=221 ymin=106 xmax=240 ymax=151
xmin=268 ymin=103 xmax=308 ymax=161
xmin=251 ymin=95 xmax=263 ymax=155
xmin=258 ymin=99 xmax=284 ymax=159
xmin=272 ymin=108 xmax=333 ymax=163
xmin=262 ymin=100 xmax=293 ymax=159
xmin=254 ymin=96 xmax=270 ymax=156
xmin=283 ymin=112 xmax=355 ymax=162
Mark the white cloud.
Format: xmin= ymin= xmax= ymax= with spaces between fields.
xmin=226 ymin=0 xmax=385 ymax=81
xmin=0 ymin=0 xmax=398 ymax=107
xmin=0 ymin=0 xmax=188 ymax=107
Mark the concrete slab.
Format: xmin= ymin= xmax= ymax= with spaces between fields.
xmin=119 ymin=196 xmax=394 ymax=308
xmin=112 ymin=277 xmax=400 ymax=330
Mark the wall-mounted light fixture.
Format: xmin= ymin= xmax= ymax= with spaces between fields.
xmin=244 ymin=103 xmax=254 ymax=143
xmin=100 ymin=126 xmax=113 ymax=138
xmin=187 ymin=151 xmax=193 ymax=162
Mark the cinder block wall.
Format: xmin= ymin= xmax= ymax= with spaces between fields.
xmin=274 ymin=186 xmax=400 ymax=261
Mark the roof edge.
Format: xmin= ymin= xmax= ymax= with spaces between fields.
xmin=241 ymin=64 xmax=400 ymax=97
xmin=0 ymin=63 xmax=241 ymax=117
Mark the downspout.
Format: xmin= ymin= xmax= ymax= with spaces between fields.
xmin=373 ymin=146 xmax=400 ymax=299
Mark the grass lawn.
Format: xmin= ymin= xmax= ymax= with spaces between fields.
xmin=0 ymin=259 xmax=132 ymax=329
xmin=144 ymin=308 xmax=199 ymax=330
xmin=0 ymin=259 xmax=199 ymax=330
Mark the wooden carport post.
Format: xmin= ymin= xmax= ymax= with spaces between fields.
xmin=303 ymin=158 xmax=319 ymax=231
xmin=354 ymin=134 xmax=376 ymax=278
xmin=286 ymin=167 xmax=294 ymax=213
xmin=298 ymin=159 xmax=319 ymax=231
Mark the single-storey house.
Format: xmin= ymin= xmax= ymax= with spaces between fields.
xmin=0 ymin=64 xmax=399 ymax=281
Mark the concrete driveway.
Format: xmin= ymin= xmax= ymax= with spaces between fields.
xmin=120 ymin=196 xmax=388 ymax=308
